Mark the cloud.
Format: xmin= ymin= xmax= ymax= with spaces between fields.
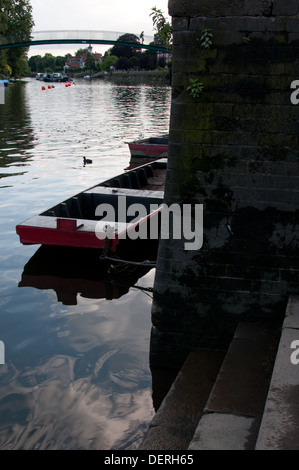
xmin=31 ymin=0 xmax=170 ymax=36
xmin=28 ymin=0 xmax=169 ymax=57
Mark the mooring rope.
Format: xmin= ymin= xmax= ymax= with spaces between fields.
xmin=100 ymin=255 xmax=156 ymax=268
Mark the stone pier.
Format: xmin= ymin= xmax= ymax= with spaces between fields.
xmin=150 ymin=0 xmax=299 ymax=368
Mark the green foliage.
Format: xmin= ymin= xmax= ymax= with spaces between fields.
xmin=100 ymin=55 xmax=118 ymax=72
xmin=200 ymin=28 xmax=213 ymax=49
xmin=28 ymin=53 xmax=61 ymax=73
xmin=75 ymin=48 xmax=88 ymax=57
xmin=115 ymin=56 xmax=131 ymax=70
xmin=187 ymin=78 xmax=204 ymax=98
xmin=102 ymin=29 xmax=161 ymax=72
xmin=0 ymin=0 xmax=34 ymax=77
xmin=12 ymin=56 xmax=30 ymax=77
xmin=110 ymin=33 xmax=140 ymax=59
xmin=85 ymin=52 xmax=96 ymax=71
xmin=150 ymin=7 xmax=172 ymax=50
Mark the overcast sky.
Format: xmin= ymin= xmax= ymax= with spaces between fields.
xmin=29 ymin=0 xmax=170 ymax=57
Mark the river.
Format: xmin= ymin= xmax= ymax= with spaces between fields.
xmin=0 ymin=77 xmax=171 ymax=450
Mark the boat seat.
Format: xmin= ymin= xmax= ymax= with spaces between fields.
xmin=135 ymin=168 xmax=148 ymax=187
xmin=60 ymin=203 xmax=69 ymax=218
xmin=129 ymin=171 xmax=141 ymax=189
xmin=71 ymin=197 xmax=83 ymax=219
xmin=144 ymin=165 xmax=155 ymax=178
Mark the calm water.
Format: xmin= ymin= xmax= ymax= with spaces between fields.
xmin=0 ymin=77 xmax=171 ymax=449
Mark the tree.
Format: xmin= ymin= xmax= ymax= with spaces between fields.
xmin=110 ymin=33 xmax=140 ymax=59
xmin=42 ymin=53 xmax=55 ymax=71
xmin=0 ymin=0 xmax=9 ymax=36
xmin=100 ymin=54 xmax=118 ymax=72
xmin=157 ymin=56 xmax=167 ymax=68
xmin=28 ymin=53 xmax=68 ymax=74
xmin=13 ymin=56 xmax=30 ymax=77
xmin=129 ymin=56 xmax=139 ymax=69
xmin=139 ymin=52 xmax=156 ymax=70
xmin=55 ymin=55 xmax=66 ymax=70
xmin=84 ymin=52 xmax=95 ymax=72
xmin=0 ymin=0 xmax=34 ymax=77
xmin=150 ymin=7 xmax=172 ymax=50
xmin=75 ymin=48 xmax=88 ymax=57
xmin=115 ymin=56 xmax=131 ymax=71
xmin=28 ymin=54 xmax=40 ymax=72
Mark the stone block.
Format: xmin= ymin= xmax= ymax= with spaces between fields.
xmin=188 ymin=413 xmax=256 ymax=450
xmin=171 ymin=17 xmax=189 ymax=31
xmin=272 ymin=0 xmax=299 ymax=16
xmin=255 ymin=323 xmax=299 ymax=449
xmin=204 ymin=323 xmax=278 ymax=417
xmin=169 ymin=0 xmax=273 ymax=17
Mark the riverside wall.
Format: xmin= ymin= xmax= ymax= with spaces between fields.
xmin=150 ymin=0 xmax=299 ymax=368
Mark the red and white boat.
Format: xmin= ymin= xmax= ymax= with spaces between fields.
xmin=127 ymin=135 xmax=168 ymax=164
xmin=16 ymin=159 xmax=167 ymax=253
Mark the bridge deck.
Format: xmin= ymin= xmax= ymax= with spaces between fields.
xmin=0 ymin=30 xmax=168 ymax=52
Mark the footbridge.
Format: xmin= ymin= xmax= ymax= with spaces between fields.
xmin=0 ymin=30 xmax=168 ymax=52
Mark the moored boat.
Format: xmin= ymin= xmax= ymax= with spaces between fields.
xmin=127 ymin=135 xmax=168 ymax=165
xmin=16 ymin=159 xmax=167 ymax=253
xmin=0 ymin=79 xmax=11 ymax=86
xmin=43 ymin=73 xmax=74 ymax=83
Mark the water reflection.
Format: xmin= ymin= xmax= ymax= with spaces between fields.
xmin=0 ymin=352 xmax=155 ymax=449
xmin=1 ymin=254 xmax=158 ymax=449
xmin=0 ymin=82 xmax=34 ymax=181
xmin=19 ymin=243 xmax=158 ymax=306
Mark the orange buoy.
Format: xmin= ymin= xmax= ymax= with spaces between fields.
xmin=48 ymin=85 xmax=51 ymax=89
xmin=42 ymin=86 xmax=46 ymax=90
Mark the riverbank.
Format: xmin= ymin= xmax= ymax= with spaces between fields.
xmin=28 ymin=69 xmax=171 ymax=86
xmin=100 ymin=70 xmax=170 ymax=86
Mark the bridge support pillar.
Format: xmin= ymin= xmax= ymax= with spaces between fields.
xmin=150 ymin=0 xmax=299 ymax=368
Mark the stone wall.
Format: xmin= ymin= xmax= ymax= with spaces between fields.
xmin=150 ymin=0 xmax=299 ymax=368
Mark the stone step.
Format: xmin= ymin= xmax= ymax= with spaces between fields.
xmin=188 ymin=322 xmax=279 ymax=450
xmin=138 ymin=298 xmax=299 ymax=450
xmin=138 ymin=348 xmax=225 ymax=450
xmin=255 ymin=295 xmax=299 ymax=450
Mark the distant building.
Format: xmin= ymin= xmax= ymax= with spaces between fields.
xmin=65 ymin=48 xmax=102 ymax=69
xmin=157 ymin=51 xmax=172 ymax=65
xmin=65 ymin=55 xmax=83 ymax=69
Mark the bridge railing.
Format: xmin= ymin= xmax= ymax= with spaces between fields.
xmin=32 ymin=30 xmax=154 ymax=43
xmin=0 ymin=30 xmax=154 ymax=46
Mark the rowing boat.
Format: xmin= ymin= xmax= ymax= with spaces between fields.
xmin=127 ymin=135 xmax=168 ymax=165
xmin=16 ymin=159 xmax=167 ymax=253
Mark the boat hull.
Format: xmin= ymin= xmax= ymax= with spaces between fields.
xmin=16 ymin=159 xmax=167 ymax=252
xmin=127 ymin=135 xmax=168 ymax=164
